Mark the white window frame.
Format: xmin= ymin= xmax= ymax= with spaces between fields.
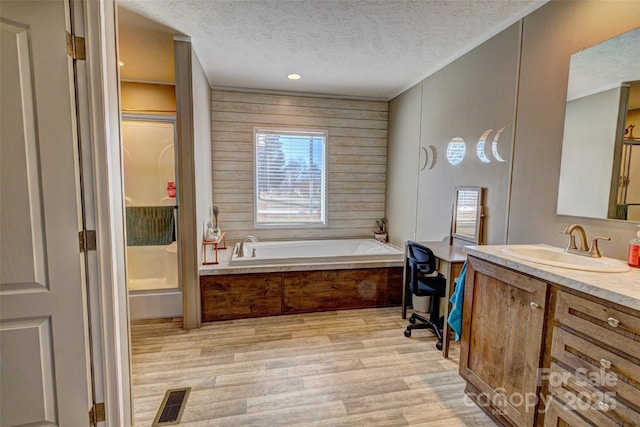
xmin=253 ymin=127 xmax=328 ymax=228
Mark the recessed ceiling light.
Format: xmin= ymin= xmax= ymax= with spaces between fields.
xmin=287 ymin=73 xmax=301 ymax=80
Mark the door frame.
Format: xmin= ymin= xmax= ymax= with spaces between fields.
xmin=80 ymin=0 xmax=132 ymax=425
xmin=173 ymin=37 xmax=202 ymax=330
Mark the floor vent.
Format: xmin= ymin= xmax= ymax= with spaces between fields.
xmin=152 ymin=387 xmax=191 ymax=426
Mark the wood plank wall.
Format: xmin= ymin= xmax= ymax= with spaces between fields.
xmin=211 ymin=89 xmax=389 ymax=243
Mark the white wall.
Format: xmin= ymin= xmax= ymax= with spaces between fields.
xmin=415 ymin=22 xmax=521 ymax=245
xmin=386 ymin=83 xmax=422 ymax=246
xmin=192 ymin=50 xmax=212 ymax=266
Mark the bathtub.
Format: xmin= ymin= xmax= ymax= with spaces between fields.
xmin=202 ymin=238 xmax=404 ymax=321
xmin=229 ymin=238 xmax=403 ymax=266
xmin=127 ymin=242 xmax=182 ymax=320
xmin=127 ymin=242 xmax=179 ymax=291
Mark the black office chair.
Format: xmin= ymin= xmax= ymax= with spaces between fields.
xmin=403 ymin=241 xmax=447 ymax=350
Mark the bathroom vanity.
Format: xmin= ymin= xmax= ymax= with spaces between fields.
xmin=459 ymin=246 xmax=640 ymax=427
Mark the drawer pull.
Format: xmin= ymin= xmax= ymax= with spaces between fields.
xmin=600 ymin=359 xmax=612 ymax=369
xmin=530 ymin=302 xmax=540 ymax=310
xmin=597 ymin=401 xmax=610 ymax=412
xmin=607 ymin=317 xmax=620 ymax=328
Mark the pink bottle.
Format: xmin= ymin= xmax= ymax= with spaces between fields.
xmin=628 ymin=226 xmax=640 ymax=268
xmin=167 ymin=181 xmax=176 ymax=198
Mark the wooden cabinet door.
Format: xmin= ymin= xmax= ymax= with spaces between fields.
xmin=459 ymin=256 xmax=548 ymax=426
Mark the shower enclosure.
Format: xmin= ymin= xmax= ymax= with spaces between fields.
xmin=122 ymin=115 xmax=182 ymax=319
xmin=617 ymin=139 xmax=640 ymax=221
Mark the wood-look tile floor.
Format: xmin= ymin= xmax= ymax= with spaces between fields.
xmin=130 ymin=307 xmax=496 ymax=426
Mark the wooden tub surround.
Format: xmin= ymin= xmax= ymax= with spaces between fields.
xmin=200 ymin=267 xmax=403 ymax=322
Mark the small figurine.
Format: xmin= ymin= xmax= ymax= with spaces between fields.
xmin=204 ymin=206 xmax=221 ymax=241
xmin=204 ymin=221 xmax=216 ymax=241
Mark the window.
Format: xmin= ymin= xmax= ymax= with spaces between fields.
xmin=254 ymin=128 xmax=327 ymax=227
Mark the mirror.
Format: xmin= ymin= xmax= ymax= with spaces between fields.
xmin=557 ymin=27 xmax=640 ymax=221
xmin=452 ymin=186 xmax=484 ymax=244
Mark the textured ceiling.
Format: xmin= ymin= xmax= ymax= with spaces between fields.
xmin=117 ymin=0 xmax=547 ymax=99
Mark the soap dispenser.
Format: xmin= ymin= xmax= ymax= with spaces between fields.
xmin=628 ymin=225 xmax=640 ymax=268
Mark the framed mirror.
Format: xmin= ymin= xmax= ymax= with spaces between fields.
xmin=452 ymin=186 xmax=484 ymax=244
xmin=557 ymin=26 xmax=640 ymax=221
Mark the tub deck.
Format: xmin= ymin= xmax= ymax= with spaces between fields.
xmin=200 ymin=239 xmax=404 ymax=276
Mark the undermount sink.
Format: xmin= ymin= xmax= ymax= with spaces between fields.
xmin=502 ymin=244 xmax=631 ymax=273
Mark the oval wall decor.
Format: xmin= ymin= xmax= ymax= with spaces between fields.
xmin=446 ymin=138 xmax=466 ymax=166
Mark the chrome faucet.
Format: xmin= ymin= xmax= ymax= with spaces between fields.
xmin=561 ymin=224 xmax=610 ymax=258
xmin=236 ymin=235 xmax=258 ymax=257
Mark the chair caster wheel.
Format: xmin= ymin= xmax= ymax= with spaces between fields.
xmin=436 ymin=341 xmax=443 ymax=350
xmin=404 ymin=329 xmax=411 ymax=338
xmin=409 ymin=317 xmax=416 ymax=324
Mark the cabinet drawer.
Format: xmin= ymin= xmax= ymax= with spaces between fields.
xmin=543 ymin=396 xmax=592 ymax=427
xmin=554 ymin=291 xmax=640 ymax=360
xmin=548 ymin=362 xmax=640 ymax=427
xmin=551 ymin=327 xmax=640 ymax=413
xmin=551 ymin=327 xmax=640 ymax=412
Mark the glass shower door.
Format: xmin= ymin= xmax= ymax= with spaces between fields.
xmin=122 ymin=117 xmax=179 ymax=292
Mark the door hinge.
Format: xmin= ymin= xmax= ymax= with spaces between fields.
xmin=89 ymin=402 xmax=105 ymax=425
xmin=79 ymin=230 xmax=97 ymax=252
xmin=66 ymin=31 xmax=86 ymax=60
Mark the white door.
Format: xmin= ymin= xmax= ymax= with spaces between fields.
xmin=1 ymin=1 xmax=92 ymax=426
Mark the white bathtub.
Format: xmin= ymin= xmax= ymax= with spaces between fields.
xmin=229 ymin=238 xmax=403 ymax=266
xmin=127 ymin=242 xmax=179 ymax=291
xmin=127 ymin=242 xmax=182 ymax=320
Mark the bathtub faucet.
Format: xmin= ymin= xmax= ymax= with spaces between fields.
xmin=237 ymin=235 xmax=258 ymax=257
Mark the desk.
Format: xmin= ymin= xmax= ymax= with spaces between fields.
xmin=401 ymin=241 xmax=467 ymax=358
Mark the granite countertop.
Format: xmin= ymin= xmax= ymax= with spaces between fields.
xmin=200 ymin=242 xmax=404 ymax=276
xmin=466 ymin=245 xmax=640 ymax=312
